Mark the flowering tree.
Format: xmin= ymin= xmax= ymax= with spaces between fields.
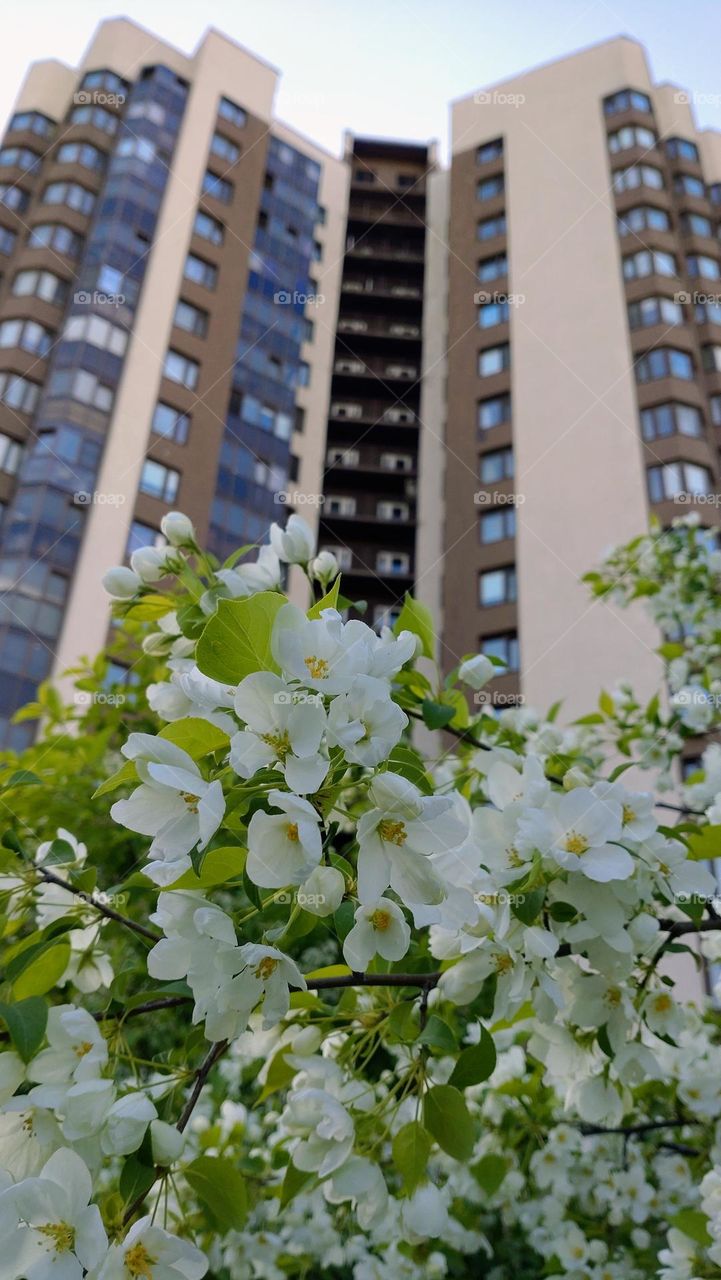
xmin=1 ymin=511 xmax=721 ymax=1280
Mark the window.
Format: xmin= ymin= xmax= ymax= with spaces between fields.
xmin=302 ymin=317 xmax=314 ymax=342
xmin=687 ymin=254 xmax=721 ymax=280
xmin=152 ymin=402 xmax=190 ymax=443
xmin=327 ymin=447 xmax=359 ymax=466
xmin=80 ymin=69 xmax=126 ymax=94
xmin=477 ymin=138 xmax=503 ymax=165
xmin=0 ymin=184 xmax=29 ymax=212
xmin=627 ymin=296 xmax=683 ymax=329
xmin=28 ymin=223 xmax=83 ymax=257
xmin=710 ymin=395 xmax=721 ymax=425
xmin=380 ymin=452 xmax=414 ymax=471
xmin=235 ymin=393 xmax=292 ymax=439
xmin=682 ymin=212 xmax=713 ymax=237
xmin=296 ymin=361 xmax=310 ymax=388
xmin=478 ymin=344 xmax=510 ymax=377
xmin=9 ymin=110 xmax=54 ymax=138
xmin=0 ymin=226 xmax=16 ymax=255
xmin=184 ymin=253 xmax=217 ymax=289
xmin=62 ymin=313 xmax=127 ymax=355
xmin=56 ymin=141 xmax=105 ymax=171
xmin=0 ymin=318 xmax=53 ymax=356
xmin=127 ymin=521 xmax=164 ymax=556
xmin=480 ymin=447 xmax=514 ymax=482
xmin=647 ymin=462 xmax=712 ymax=502
xmin=702 ymin=345 xmax=721 ymax=373
xmin=477 ymin=213 xmax=506 ymax=240
xmin=697 ymin=301 xmax=721 ymax=327
xmin=163 ymin=350 xmax=199 ymax=390
xmin=202 ymin=170 xmax=233 ymax=203
xmin=617 ymin=205 xmax=670 ymax=234
xmin=477 ymin=175 xmax=504 ymax=201
xmin=635 ymin=347 xmax=694 ymax=381
xmin=604 ymin=89 xmax=652 ymax=116
xmin=210 ymin=132 xmax=240 ymax=164
xmin=193 ymin=209 xmax=224 ymax=245
xmin=479 ymin=565 xmax=516 ymax=606
xmin=116 ymin=137 xmax=157 ymax=165
xmin=478 ymin=394 xmax=511 ymax=430
xmin=667 ymin=137 xmax=700 ymax=162
xmin=478 ymin=253 xmax=507 ymax=282
xmin=326 ymin=494 xmax=356 ymax=516
xmin=481 ymin=631 xmax=519 ymax=671
xmin=126 ymin=101 xmax=165 ymax=126
xmin=640 ymin=403 xmax=702 ymax=441
xmin=46 ymin=368 xmax=113 ymax=411
xmin=608 ymin=125 xmax=656 ymax=154
xmin=0 ymin=372 xmax=40 ymax=414
xmin=377 ymin=500 xmax=409 ymax=521
xmin=68 ymin=104 xmax=117 ymax=135
xmin=354 ymin=169 xmax=375 ymax=183
xmin=622 ymin=248 xmax=677 ymax=279
xmin=0 ymin=432 xmax=22 ymax=474
xmin=376 ymin=551 xmax=410 ymax=575
xmin=42 ymin=181 xmax=95 ymax=215
xmin=140 ymin=459 xmax=180 ymax=502
xmin=478 ymin=300 xmax=509 ymax=328
xmin=674 ymin=173 xmax=706 ymax=198
xmin=218 ymin=97 xmax=247 ymax=129
xmin=613 ymin=165 xmax=663 ymax=192
xmin=173 ymin=299 xmax=208 ymax=338
xmin=0 ymin=146 xmax=41 ymax=172
xmin=480 ymin=506 xmax=516 ymax=543
xmin=12 ymin=269 xmax=68 ymax=306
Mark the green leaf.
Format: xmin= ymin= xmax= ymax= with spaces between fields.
xmin=42 ymin=839 xmax=77 ymax=866
xmin=471 ymin=1153 xmax=507 ymax=1196
xmin=548 ymin=901 xmax=578 ymax=923
xmin=421 ymin=700 xmax=456 ymax=731
xmin=598 ymin=690 xmax=615 ymax=716
xmin=393 ymin=595 xmax=435 ymax=660
xmin=92 ymin=759 xmax=138 ymax=800
xmin=671 ymin=1209 xmax=712 ymax=1247
xmin=120 ymin=1154 xmax=156 ymax=1206
xmin=158 ymin=718 xmax=229 ymax=759
xmin=423 ymin=1084 xmax=476 ymax=1160
xmin=417 ymin=1015 xmax=457 ymax=1053
xmin=308 ymin=576 xmax=341 ymax=620
xmin=185 ymin=1155 xmax=248 ymax=1232
xmin=167 ymin=846 xmax=246 ymax=889
xmin=196 ymin=592 xmax=286 ymax=684
xmin=686 ymin=824 xmax=721 ymax=861
xmin=1 ymin=770 xmax=41 ymax=790
xmin=0 ymin=997 xmax=48 ymax=1061
xmin=385 ymin=745 xmax=433 ymax=794
xmin=511 ymin=888 xmax=545 ymax=926
xmin=280 ymin=1159 xmax=314 ymax=1206
xmin=12 ymin=944 xmax=71 ymax=999
xmin=257 ymin=1048 xmax=296 ymax=1102
xmin=392 ymin=1122 xmax=431 ymax=1193
xmin=124 ymin=594 xmax=174 ymax=622
xmin=449 ymin=1026 xmax=496 ymax=1088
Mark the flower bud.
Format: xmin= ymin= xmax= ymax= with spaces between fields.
xmin=458 ymin=654 xmax=495 ymax=690
xmin=310 ymin=549 xmax=339 ymax=586
xmin=130 ymin=546 xmax=170 ymax=583
xmin=150 ymin=1118 xmax=185 ymax=1165
xmin=160 ymin=511 xmax=196 ymax=547
xmin=102 ymin=566 xmax=141 ymax=599
xmin=269 ymin=513 xmax=315 ymax=565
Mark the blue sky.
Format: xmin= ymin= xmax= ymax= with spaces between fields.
xmin=2 ymin=0 xmax=721 ymax=157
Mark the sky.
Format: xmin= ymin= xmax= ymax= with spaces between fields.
xmin=1 ymin=0 xmax=721 ymax=158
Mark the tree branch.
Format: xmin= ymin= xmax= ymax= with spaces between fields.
xmin=307 ymin=971 xmax=440 ymax=991
xmin=405 ymin=707 xmax=491 ymax=750
xmin=578 ymin=1118 xmax=700 ymax=1137
xmin=37 ymin=868 xmax=161 ymax=943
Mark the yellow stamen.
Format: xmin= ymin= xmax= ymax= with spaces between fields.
xmin=180 ymin=791 xmax=200 ymax=814
xmin=74 ymin=1040 xmax=93 ymax=1057
xmin=304 ymin=655 xmax=329 ymax=680
xmin=493 ymin=952 xmax=513 ymax=975
xmin=286 ymin=822 xmax=299 ymax=842
xmin=370 ymin=909 xmax=391 ymax=931
xmin=255 ymin=956 xmax=279 ymax=981
xmin=622 ymin=804 xmax=636 ymax=826
xmin=39 ymin=1223 xmax=75 ymax=1254
xmin=604 ymin=987 xmax=622 ymax=1007
xmin=653 ymin=993 xmax=672 ymax=1013
xmin=124 ymin=1243 xmax=156 ymax=1280
xmin=261 ymin=730 xmax=292 ymax=760
xmin=563 ymin=830 xmax=590 ymax=856
xmin=378 ymin=819 xmax=407 ymax=846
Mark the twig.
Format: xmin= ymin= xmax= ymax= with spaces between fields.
xmin=405 ymin=708 xmax=491 ymax=750
xmin=37 ymin=868 xmax=161 ymax=943
xmin=307 ymin=972 xmax=440 ymax=991
xmin=578 ymin=1118 xmax=700 ymax=1137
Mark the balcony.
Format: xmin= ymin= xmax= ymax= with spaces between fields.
xmin=341 ymin=278 xmax=422 ymax=300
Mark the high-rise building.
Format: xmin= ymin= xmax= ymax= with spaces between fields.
xmin=0 ymin=24 xmax=719 ymax=744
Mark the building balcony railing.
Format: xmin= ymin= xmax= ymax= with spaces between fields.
xmin=341 ymin=279 xmax=422 ymax=299
xmin=336 ymin=317 xmax=421 ymax=340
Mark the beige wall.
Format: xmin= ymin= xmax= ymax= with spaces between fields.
xmin=52 ymin=25 xmax=278 ymax=683
xmin=452 ymin=37 xmax=663 ymax=719
xmin=13 ymin=60 xmax=77 ymax=120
